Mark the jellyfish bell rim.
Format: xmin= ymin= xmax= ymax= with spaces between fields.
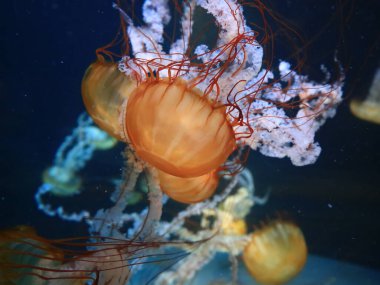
xmin=158 ymin=169 xmax=220 ymax=204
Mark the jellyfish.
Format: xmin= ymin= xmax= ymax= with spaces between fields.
xmin=0 ymin=225 xmax=192 ymax=285
xmin=243 ymin=220 xmax=307 ymax=285
xmin=0 ymin=225 xmax=93 ymax=284
xmin=35 ymin=115 xmax=119 ymax=222
xmin=157 ymin=169 xmax=219 ymax=204
xmin=82 ymin=60 xmax=237 ymax=204
xmin=350 ymin=67 xmax=380 ymax=124
xmin=82 ymin=59 xmax=239 ymax=203
xmin=82 ymin=61 xmax=137 ymax=141
xmin=41 ymin=114 xmax=117 ymax=197
xmin=42 ymin=165 xmax=82 ymax=197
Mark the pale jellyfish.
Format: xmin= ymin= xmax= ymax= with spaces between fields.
xmin=350 ymin=67 xmax=380 ymax=124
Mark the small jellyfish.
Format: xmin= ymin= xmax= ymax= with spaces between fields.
xmin=350 ymin=67 xmax=380 ymax=124
xmin=41 ymin=122 xmax=117 ymax=197
xmin=243 ymin=220 xmax=307 ymax=285
xmin=42 ymin=165 xmax=82 ymax=196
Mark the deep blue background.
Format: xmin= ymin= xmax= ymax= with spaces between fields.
xmin=1 ymin=0 xmax=380 ymax=271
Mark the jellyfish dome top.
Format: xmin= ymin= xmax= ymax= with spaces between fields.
xmin=243 ymin=220 xmax=307 ymax=285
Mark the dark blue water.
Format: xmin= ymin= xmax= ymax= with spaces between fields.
xmin=1 ymin=0 xmax=380 ymax=275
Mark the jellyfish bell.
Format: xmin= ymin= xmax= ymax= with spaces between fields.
xmin=349 ymin=68 xmax=380 ymax=125
xmin=124 ymin=77 xmax=237 ymax=178
xmin=158 ymin=169 xmax=219 ymax=204
xmin=42 ymin=165 xmax=82 ymax=196
xmin=349 ymin=99 xmax=380 ymax=124
xmin=0 ymin=225 xmax=207 ymax=285
xmin=81 ymin=60 xmax=137 ymax=141
xmin=1 ymin=225 xmax=197 ymax=285
xmin=0 ymin=225 xmax=85 ymax=285
xmin=2 ymin=227 xmax=128 ymax=284
xmin=243 ymin=219 xmax=307 ymax=285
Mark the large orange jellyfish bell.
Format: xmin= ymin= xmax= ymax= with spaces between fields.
xmin=124 ymin=78 xmax=236 ymax=177
xmin=243 ymin=220 xmax=307 ymax=285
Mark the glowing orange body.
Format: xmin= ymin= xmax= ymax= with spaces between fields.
xmin=243 ymin=220 xmax=307 ymax=285
xmin=125 ymin=78 xmax=236 ymax=178
xmin=158 ymin=170 xmax=219 ymax=203
xmin=82 ymin=61 xmax=137 ymax=140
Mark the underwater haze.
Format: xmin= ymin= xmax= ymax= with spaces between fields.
xmin=1 ymin=1 xmax=380 ymax=284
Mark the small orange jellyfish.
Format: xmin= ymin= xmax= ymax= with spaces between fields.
xmin=243 ymin=220 xmax=307 ymax=285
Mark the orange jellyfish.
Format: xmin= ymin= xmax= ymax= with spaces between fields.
xmin=0 ymin=225 xmax=130 ymax=284
xmin=243 ymin=219 xmax=307 ymax=285
xmin=0 ymin=225 xmax=191 ymax=284
xmin=124 ymin=77 xmax=237 ymax=178
xmin=157 ymin=169 xmax=219 ymax=204
xmin=82 ymin=60 xmax=237 ymax=203
xmin=82 ymin=61 xmax=138 ymax=141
